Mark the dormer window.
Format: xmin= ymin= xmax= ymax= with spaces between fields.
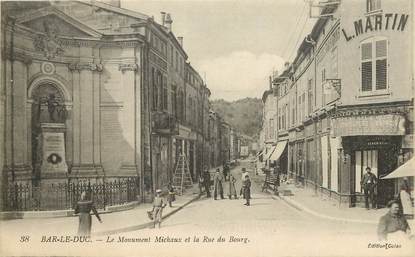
xmin=367 ymin=0 xmax=381 ymax=13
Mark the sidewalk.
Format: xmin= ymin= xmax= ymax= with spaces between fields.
xmin=272 ymin=183 xmax=386 ymax=224
xmin=0 ymin=184 xmax=202 ymax=237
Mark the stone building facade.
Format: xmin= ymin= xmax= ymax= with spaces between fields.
xmin=263 ymin=0 xmax=413 ymax=207
xmin=0 ymin=0 xmax=211 ymax=207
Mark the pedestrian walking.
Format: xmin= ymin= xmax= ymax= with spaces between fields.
xmin=74 ymin=191 xmax=102 ymax=236
xmin=198 ymin=174 xmax=204 ymax=194
xmin=203 ymin=167 xmax=212 ymax=198
xmin=398 ymin=179 xmax=413 ymax=220
xmin=167 ymin=182 xmax=176 ymax=207
xmin=223 ymin=163 xmax=230 ymax=181
xmin=241 ymin=175 xmax=251 ymax=206
xmin=151 ymin=189 xmax=167 ymax=228
xmin=213 ymin=168 xmax=225 ymax=200
xmin=361 ymin=167 xmax=377 ymax=209
xmin=377 ymin=200 xmax=411 ymax=241
xmin=228 ymin=174 xmax=238 ymax=199
xmin=241 ymin=167 xmax=249 ymax=182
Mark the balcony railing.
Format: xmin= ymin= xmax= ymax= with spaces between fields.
xmin=151 ymin=111 xmax=179 ymax=135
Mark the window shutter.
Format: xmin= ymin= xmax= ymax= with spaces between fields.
xmin=376 ymin=40 xmax=387 ymax=90
xmin=362 ymin=61 xmax=372 ymax=91
xmin=376 ymin=40 xmax=387 ymax=58
xmin=361 ymin=42 xmax=372 ymax=60
xmin=376 ymin=59 xmax=387 ymax=90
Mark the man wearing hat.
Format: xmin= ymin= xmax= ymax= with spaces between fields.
xmin=213 ymin=168 xmax=225 ymax=200
xmin=241 ymin=168 xmax=249 ymax=182
xmin=151 ymin=189 xmax=167 ymax=228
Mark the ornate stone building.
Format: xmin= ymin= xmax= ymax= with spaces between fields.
xmin=0 ymin=0 xmax=211 ymax=207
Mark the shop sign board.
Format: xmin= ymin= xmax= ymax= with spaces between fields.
xmin=332 ymin=114 xmax=405 ymax=137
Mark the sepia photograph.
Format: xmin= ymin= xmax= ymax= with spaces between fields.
xmin=0 ymin=0 xmax=414 ymax=256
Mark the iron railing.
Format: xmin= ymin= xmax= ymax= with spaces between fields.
xmin=3 ymin=177 xmax=140 ymax=211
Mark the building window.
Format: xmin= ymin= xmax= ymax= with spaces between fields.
xmin=361 ymin=37 xmax=388 ymax=92
xmin=151 ymin=68 xmax=157 ymax=110
xmin=170 ymin=45 xmax=173 ymax=64
xmin=367 ymin=0 xmax=381 ymax=13
xmin=163 ymin=77 xmax=168 ymax=110
xmin=307 ymin=79 xmax=313 ymax=114
xmin=172 ymin=86 xmax=177 ymax=116
xmin=175 ymin=52 xmax=179 ymax=72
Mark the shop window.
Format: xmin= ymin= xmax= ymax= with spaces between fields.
xmin=367 ymin=0 xmax=381 ymax=13
xmin=361 ymin=37 xmax=388 ymax=93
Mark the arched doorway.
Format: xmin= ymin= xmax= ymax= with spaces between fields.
xmin=30 ymin=82 xmax=68 ymax=184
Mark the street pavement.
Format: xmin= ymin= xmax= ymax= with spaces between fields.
xmin=0 ymin=161 xmax=413 ymax=257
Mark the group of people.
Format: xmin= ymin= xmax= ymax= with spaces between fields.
xmin=199 ymin=165 xmax=251 ymax=206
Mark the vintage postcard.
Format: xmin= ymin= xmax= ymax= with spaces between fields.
xmin=0 ymin=0 xmax=414 ymax=256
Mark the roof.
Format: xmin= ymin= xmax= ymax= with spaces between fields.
xmin=262 ymin=89 xmax=273 ymax=103
xmin=76 ymin=0 xmax=149 ymax=20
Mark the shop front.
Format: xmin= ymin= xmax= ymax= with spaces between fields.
xmin=342 ymin=136 xmax=401 ymax=207
xmin=332 ymin=104 xmax=411 ymax=207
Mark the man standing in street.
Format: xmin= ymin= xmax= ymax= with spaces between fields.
xmin=361 ymin=167 xmax=377 ymax=210
xmin=241 ymin=175 xmax=251 ymax=206
xmin=213 ymin=168 xmax=225 ymax=200
xmin=241 ymin=167 xmax=249 ymax=182
xmin=203 ymin=167 xmax=211 ymax=198
xmin=223 ymin=163 xmax=230 ymax=181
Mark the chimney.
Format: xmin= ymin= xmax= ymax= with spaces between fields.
xmin=165 ymin=13 xmax=173 ymax=31
xmin=269 ymin=76 xmax=273 ymax=90
xmin=177 ymin=36 xmax=183 ymax=47
xmin=160 ymin=12 xmax=166 ymax=26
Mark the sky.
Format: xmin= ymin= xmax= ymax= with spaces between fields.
xmin=123 ymin=0 xmax=316 ymax=101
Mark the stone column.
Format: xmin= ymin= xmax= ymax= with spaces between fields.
xmin=7 ymin=58 xmax=32 ymax=182
xmin=69 ymin=62 xmax=104 ymax=180
xmin=119 ymin=63 xmax=139 ymax=176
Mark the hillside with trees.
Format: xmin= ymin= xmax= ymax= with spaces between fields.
xmin=211 ymin=98 xmax=263 ymax=139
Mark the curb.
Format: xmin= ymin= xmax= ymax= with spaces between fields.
xmin=274 ymin=194 xmax=378 ymax=224
xmin=0 ymin=201 xmax=140 ymax=220
xmin=93 ymin=193 xmax=202 ymax=236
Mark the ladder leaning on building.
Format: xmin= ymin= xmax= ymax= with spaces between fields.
xmin=172 ymin=154 xmax=193 ymax=195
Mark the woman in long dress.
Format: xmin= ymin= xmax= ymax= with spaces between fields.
xmin=74 ymin=192 xmax=102 ymax=236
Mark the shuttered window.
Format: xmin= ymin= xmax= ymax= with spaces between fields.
xmin=367 ymin=0 xmax=381 ymax=13
xmin=361 ymin=38 xmax=388 ymax=93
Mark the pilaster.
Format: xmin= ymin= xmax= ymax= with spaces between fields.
xmin=69 ymin=62 xmax=104 ymax=176
xmin=118 ymin=62 xmax=139 ymax=176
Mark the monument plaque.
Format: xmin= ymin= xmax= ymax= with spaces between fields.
xmin=40 ymin=124 xmax=68 ymax=175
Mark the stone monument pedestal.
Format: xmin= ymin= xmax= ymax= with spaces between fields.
xmin=39 ymin=123 xmax=68 ymax=184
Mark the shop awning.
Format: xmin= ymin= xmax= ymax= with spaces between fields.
xmin=270 ymin=140 xmax=288 ymax=161
xmin=382 ymin=157 xmax=415 ymax=179
xmin=263 ymin=146 xmax=276 ymax=160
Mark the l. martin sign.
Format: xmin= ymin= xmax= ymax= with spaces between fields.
xmin=342 ymin=13 xmax=409 ymax=41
